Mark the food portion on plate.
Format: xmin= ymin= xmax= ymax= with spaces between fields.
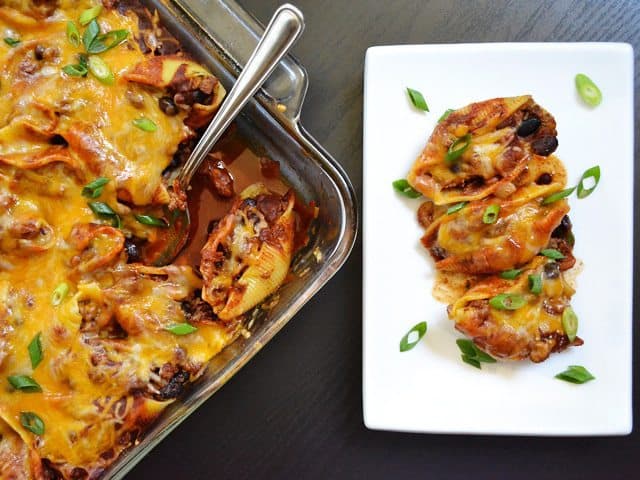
xmin=448 ymin=256 xmax=581 ymax=362
xmin=0 ymin=1 xmax=314 ymax=477
xmin=403 ymin=95 xmax=599 ymax=365
xmin=407 ymin=95 xmax=559 ymax=205
xmin=418 ymin=181 xmax=570 ymax=274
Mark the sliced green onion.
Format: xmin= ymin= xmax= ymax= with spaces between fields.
xmin=482 ymin=204 xmax=500 ymax=224
xmin=541 ymin=186 xmax=575 ymax=205
xmin=489 ymin=293 xmax=526 ymax=310
xmin=446 ymin=201 xmax=467 ymax=215
xmin=392 ymin=179 xmax=421 ymax=199
xmin=66 ymin=21 xmax=81 ymax=47
xmin=445 ymin=134 xmax=471 ymax=164
xmin=456 ymin=339 xmax=496 ymax=362
xmin=500 ymin=269 xmax=523 ymax=280
xmin=88 ymin=56 xmax=114 ymax=85
xmin=132 ymin=118 xmax=157 ymax=132
xmin=472 ymin=348 xmax=497 ymax=364
xmin=399 ymin=321 xmax=427 ymax=352
xmin=555 ymin=365 xmax=594 ymax=384
xmin=88 ymin=201 xmax=116 ymax=217
xmin=575 ymin=73 xmax=602 ymax=107
xmin=8 ymin=375 xmax=42 ymax=393
xmin=542 ymin=165 xmax=601 ymax=204
xmin=456 ymin=339 xmax=476 ymax=356
xmin=82 ymin=177 xmax=109 ymax=198
xmin=62 ymin=63 xmax=88 ymax=77
xmin=577 ymin=165 xmax=601 ymax=199
xmin=88 ymin=201 xmax=121 ymax=227
xmin=28 ymin=333 xmax=43 ymax=369
xmin=165 ymin=323 xmax=198 ymax=336
xmin=82 ymin=19 xmax=100 ymax=52
xmin=456 ymin=339 xmax=496 ymax=369
xmin=528 ymin=274 xmax=542 ymax=295
xmin=438 ymin=108 xmax=454 ymax=123
xmin=540 ymin=248 xmax=565 ymax=260
xmin=406 ymin=87 xmax=429 ymax=111
xmin=20 ymin=412 xmax=45 ymax=435
xmin=3 ymin=37 xmax=20 ymax=47
xmin=86 ymin=29 xmax=128 ymax=54
xmin=562 ymin=307 xmax=578 ymax=342
xmin=461 ymin=355 xmax=481 ymax=369
xmin=51 ymin=282 xmax=69 ymax=306
xmin=135 ymin=214 xmax=168 ymax=228
xmin=79 ymin=5 xmax=102 ymax=26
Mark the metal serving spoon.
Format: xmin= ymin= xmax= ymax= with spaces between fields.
xmin=149 ymin=4 xmax=304 ymax=266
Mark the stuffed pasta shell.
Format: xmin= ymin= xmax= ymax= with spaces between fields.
xmin=448 ymin=256 xmax=582 ymax=363
xmin=124 ymin=55 xmax=226 ymax=129
xmin=407 ymin=95 xmax=558 ymax=204
xmin=200 ymin=184 xmax=295 ymax=321
xmin=419 ymin=181 xmax=569 ymax=274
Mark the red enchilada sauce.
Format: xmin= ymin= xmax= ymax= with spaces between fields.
xmin=175 ymin=127 xmax=316 ymax=268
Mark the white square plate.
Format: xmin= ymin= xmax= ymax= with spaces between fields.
xmin=362 ymin=43 xmax=634 ymax=435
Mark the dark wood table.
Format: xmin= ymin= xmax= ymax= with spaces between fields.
xmin=133 ymin=1 xmax=639 ymax=478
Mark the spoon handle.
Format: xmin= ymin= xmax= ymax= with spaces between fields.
xmin=177 ymin=4 xmax=305 ymax=188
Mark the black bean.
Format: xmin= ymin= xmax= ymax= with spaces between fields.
xmin=241 ymin=198 xmax=257 ymax=208
xmin=531 ymin=135 xmax=558 ymax=156
xmin=516 ymin=117 xmax=541 ymax=137
xmin=430 ymin=244 xmax=447 ymax=260
xmin=155 ymin=370 xmax=190 ymax=401
xmin=34 ymin=45 xmax=45 ymax=61
xmin=69 ymin=467 xmax=88 ymax=480
xmin=552 ymin=215 xmax=573 ymax=239
xmin=49 ymin=134 xmax=68 ymax=146
xmin=124 ymin=238 xmax=141 ymax=263
xmin=535 ymin=172 xmax=552 ymax=185
xmin=193 ymin=90 xmax=211 ymax=105
xmin=543 ymin=262 xmax=560 ymax=279
xmin=158 ymin=96 xmax=178 ymax=116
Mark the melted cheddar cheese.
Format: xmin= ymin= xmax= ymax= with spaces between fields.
xmin=0 ymin=3 xmax=193 ymax=205
xmin=422 ymin=182 xmax=570 ymax=274
xmin=408 ymin=96 xmax=559 ymax=204
xmin=448 ymin=257 xmax=579 ymax=362
xmin=200 ymin=184 xmax=295 ymax=321
xmin=408 ymin=95 xmax=582 ymax=364
xmin=0 ymin=1 xmax=258 ymax=478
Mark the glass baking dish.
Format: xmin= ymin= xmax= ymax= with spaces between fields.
xmin=101 ymin=0 xmax=357 ymax=478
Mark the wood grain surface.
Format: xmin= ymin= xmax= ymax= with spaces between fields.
xmin=131 ymin=1 xmax=639 ymax=478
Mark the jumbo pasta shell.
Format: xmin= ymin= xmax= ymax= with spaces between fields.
xmin=201 ymin=184 xmax=295 ymax=321
xmin=448 ymin=256 xmax=581 ymax=362
xmin=421 ymin=182 xmax=570 ymax=274
xmin=407 ymin=96 xmax=558 ymax=205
